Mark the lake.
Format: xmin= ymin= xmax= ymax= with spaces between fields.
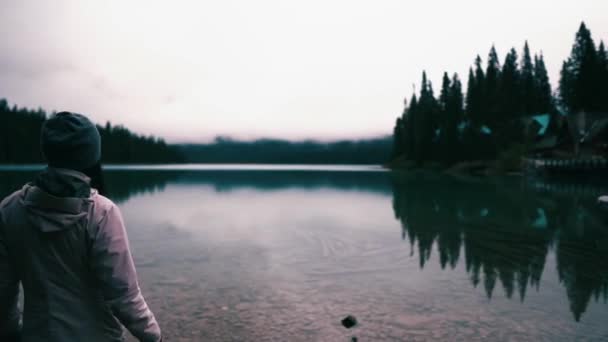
xmin=1 ymin=165 xmax=607 ymax=341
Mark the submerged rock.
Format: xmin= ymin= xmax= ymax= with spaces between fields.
xmin=341 ymin=315 xmax=357 ymax=329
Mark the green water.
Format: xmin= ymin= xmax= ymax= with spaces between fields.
xmin=1 ymin=165 xmax=607 ymax=341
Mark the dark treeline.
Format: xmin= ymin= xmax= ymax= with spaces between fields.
xmin=1 ymin=99 xmax=393 ymax=165
xmin=178 ymin=136 xmax=392 ymax=164
xmin=392 ymin=22 xmax=608 ymax=166
xmin=0 ymin=99 xmax=184 ymax=164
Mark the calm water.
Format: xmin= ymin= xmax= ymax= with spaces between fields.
xmin=1 ymin=165 xmax=607 ymax=341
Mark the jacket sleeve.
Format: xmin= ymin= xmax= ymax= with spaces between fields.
xmin=89 ymin=204 xmax=162 ymax=342
xmin=0 ymin=211 xmax=21 ymax=337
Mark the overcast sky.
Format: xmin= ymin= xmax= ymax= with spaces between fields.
xmin=1 ymin=0 xmax=607 ymax=143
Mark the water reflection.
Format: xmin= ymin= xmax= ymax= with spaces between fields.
xmin=0 ymin=169 xmax=391 ymax=201
xmin=391 ymin=172 xmax=608 ymax=321
xmin=0 ymin=170 xmax=179 ymax=203
xmin=1 ymin=167 xmax=608 ymax=339
xmin=157 ymin=170 xmax=391 ymax=194
xmin=104 ymin=171 xmax=180 ymax=202
xmin=107 ymin=169 xmax=608 ymax=323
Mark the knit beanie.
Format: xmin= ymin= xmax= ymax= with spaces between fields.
xmin=41 ymin=112 xmax=101 ymax=170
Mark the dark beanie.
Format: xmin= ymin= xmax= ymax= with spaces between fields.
xmin=41 ymin=112 xmax=101 ymax=170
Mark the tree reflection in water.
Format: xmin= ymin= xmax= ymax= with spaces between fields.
xmin=0 ymin=169 xmax=179 ymax=204
xmin=391 ymin=172 xmax=608 ymax=321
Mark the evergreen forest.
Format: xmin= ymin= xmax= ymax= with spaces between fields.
xmin=0 ymin=100 xmax=183 ymax=164
xmin=391 ymin=22 xmax=608 ymax=167
xmin=0 ymin=100 xmax=391 ymax=165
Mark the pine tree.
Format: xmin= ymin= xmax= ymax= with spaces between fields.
xmin=446 ymin=73 xmax=464 ymax=163
xmin=559 ymin=22 xmax=599 ymax=113
xmin=438 ymin=72 xmax=452 ymax=161
xmin=413 ymin=71 xmax=439 ymax=162
xmin=449 ymin=74 xmax=464 ymax=120
xmin=520 ymin=41 xmax=536 ymax=116
xmin=597 ymin=41 xmax=608 ymax=112
xmin=466 ymin=56 xmax=486 ymax=128
xmin=392 ymin=97 xmax=410 ymax=158
xmin=486 ymin=46 xmax=501 ymax=128
xmin=474 ymin=55 xmax=486 ymax=126
xmin=500 ymin=48 xmax=521 ymax=121
xmin=560 ymin=59 xmax=575 ymax=113
xmin=392 ymin=117 xmax=404 ymax=158
xmin=405 ymin=93 xmax=418 ymax=159
xmin=414 ymin=72 xmax=430 ymax=162
xmin=493 ymin=47 xmax=523 ymax=148
xmin=439 ymin=72 xmax=451 ymax=112
xmin=427 ymin=79 xmax=440 ymax=161
xmin=465 ymin=67 xmax=482 ymax=159
xmin=533 ymin=53 xmax=554 ymax=114
xmin=466 ymin=67 xmax=476 ymax=123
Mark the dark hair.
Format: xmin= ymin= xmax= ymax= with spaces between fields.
xmin=81 ymin=162 xmax=106 ymax=196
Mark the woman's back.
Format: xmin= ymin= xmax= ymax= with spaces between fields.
xmin=1 ymin=176 xmax=123 ymax=341
xmin=0 ymin=112 xmax=161 ymax=342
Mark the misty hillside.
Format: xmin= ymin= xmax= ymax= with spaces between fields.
xmin=177 ymin=136 xmax=392 ymax=164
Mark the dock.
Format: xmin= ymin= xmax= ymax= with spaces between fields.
xmin=525 ymin=158 xmax=608 ymax=174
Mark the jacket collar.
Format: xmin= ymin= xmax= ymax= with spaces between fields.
xmin=22 ymin=184 xmax=92 ymax=215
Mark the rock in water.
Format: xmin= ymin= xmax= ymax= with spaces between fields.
xmin=341 ymin=315 xmax=357 ymax=329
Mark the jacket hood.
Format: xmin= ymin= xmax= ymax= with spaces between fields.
xmin=36 ymin=167 xmax=92 ymax=198
xmin=22 ymin=168 xmax=95 ymax=232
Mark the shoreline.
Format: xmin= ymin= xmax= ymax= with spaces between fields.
xmin=384 ymin=159 xmax=523 ymax=177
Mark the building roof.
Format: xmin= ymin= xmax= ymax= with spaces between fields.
xmin=532 ymin=114 xmax=550 ymax=135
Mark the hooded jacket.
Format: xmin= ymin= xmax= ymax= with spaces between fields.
xmin=0 ymin=168 xmax=161 ymax=342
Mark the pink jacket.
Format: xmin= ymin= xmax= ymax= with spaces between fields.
xmin=0 ymin=168 xmax=161 ymax=342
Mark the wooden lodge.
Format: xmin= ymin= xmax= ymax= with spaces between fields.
xmin=524 ymin=110 xmax=608 ymax=176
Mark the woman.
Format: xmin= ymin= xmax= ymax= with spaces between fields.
xmin=0 ymin=112 xmax=162 ymax=341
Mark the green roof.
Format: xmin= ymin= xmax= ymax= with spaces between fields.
xmin=532 ymin=114 xmax=550 ymax=135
